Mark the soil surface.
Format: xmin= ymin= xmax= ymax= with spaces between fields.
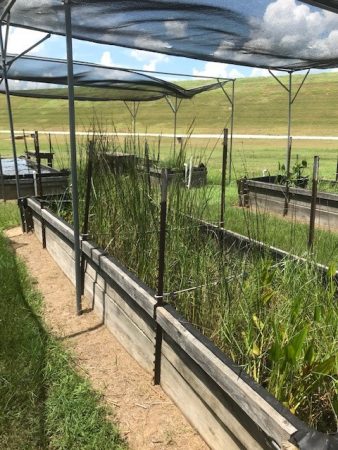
xmin=6 ymin=227 xmax=208 ymax=450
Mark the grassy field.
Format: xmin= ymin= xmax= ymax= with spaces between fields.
xmin=0 ymin=202 xmax=126 ymax=450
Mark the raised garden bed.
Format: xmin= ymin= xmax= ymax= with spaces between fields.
xmin=26 ymin=197 xmax=337 ymax=450
xmin=104 ymin=152 xmax=207 ymax=187
xmin=0 ymin=156 xmax=69 ymax=200
xmin=238 ymin=175 xmax=338 ymax=231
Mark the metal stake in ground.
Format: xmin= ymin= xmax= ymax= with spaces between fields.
xmin=34 ymin=130 xmax=47 ymax=248
xmin=81 ymin=140 xmax=94 ymax=295
xmin=154 ymin=169 xmax=168 ymax=385
xmin=220 ymin=128 xmax=229 ymax=227
xmin=64 ymin=0 xmax=83 ymax=316
xmin=308 ymin=155 xmax=320 ymax=251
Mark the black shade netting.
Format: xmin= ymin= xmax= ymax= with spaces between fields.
xmin=1 ymin=1 xmax=338 ymax=70
xmin=0 ymin=54 xmax=230 ymax=101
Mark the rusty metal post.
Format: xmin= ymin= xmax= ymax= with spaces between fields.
xmin=308 ymin=156 xmax=319 ymax=251
xmin=48 ymin=133 xmax=53 ymax=167
xmin=154 ymin=169 xmax=168 ymax=385
xmin=145 ymin=140 xmax=151 ymax=193
xmin=81 ymin=140 xmax=94 ymax=294
xmin=220 ymin=128 xmax=229 ymax=227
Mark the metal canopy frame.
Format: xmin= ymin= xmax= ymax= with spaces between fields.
xmin=217 ymin=79 xmax=235 ymax=183
xmin=123 ymin=100 xmax=140 ymax=149
xmin=0 ymin=2 xmax=236 ymax=316
xmin=165 ymin=95 xmax=183 ymax=157
xmin=268 ymin=69 xmax=310 ymax=177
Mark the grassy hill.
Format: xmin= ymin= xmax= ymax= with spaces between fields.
xmin=1 ymin=72 xmax=338 ymax=134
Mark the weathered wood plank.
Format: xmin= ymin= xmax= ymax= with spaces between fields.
xmin=82 ymin=240 xmax=156 ymax=317
xmin=156 ymin=305 xmax=300 ymax=447
xmin=162 ymin=338 xmax=272 ymax=450
xmin=104 ymin=293 xmax=154 ymax=372
xmin=84 ymin=270 xmax=155 ymax=342
xmin=161 ymin=353 xmax=243 ymax=450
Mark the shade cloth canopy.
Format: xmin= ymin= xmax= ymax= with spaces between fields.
xmin=1 ymin=1 xmax=338 ymax=71
xmin=0 ymin=54 xmax=230 ymax=101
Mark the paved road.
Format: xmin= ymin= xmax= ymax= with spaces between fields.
xmin=1 ymin=129 xmax=338 ymax=140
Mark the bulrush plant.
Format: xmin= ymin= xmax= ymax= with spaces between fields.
xmin=51 ymin=133 xmax=337 ymax=433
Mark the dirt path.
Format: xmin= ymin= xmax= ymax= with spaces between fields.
xmin=6 ymin=227 xmax=208 ymax=450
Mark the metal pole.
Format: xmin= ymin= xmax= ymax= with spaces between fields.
xmin=34 ymin=131 xmax=43 ymax=197
xmin=220 ymin=128 xmax=228 ymax=227
xmin=154 ymin=169 xmax=168 ymax=385
xmin=145 ymin=140 xmax=151 ymax=193
xmin=48 ymin=133 xmax=53 ymax=167
xmin=173 ymin=98 xmax=178 ymax=158
xmin=0 ymin=20 xmax=20 ymax=200
xmin=64 ymin=0 xmax=82 ymax=315
xmin=229 ymin=80 xmax=235 ymax=184
xmin=0 ymin=154 xmax=5 ymax=201
xmin=336 ymin=156 xmax=338 ymax=182
xmin=286 ymin=72 xmax=292 ymax=178
xmin=308 ymin=156 xmax=319 ymax=251
xmin=81 ymin=140 xmax=94 ymax=294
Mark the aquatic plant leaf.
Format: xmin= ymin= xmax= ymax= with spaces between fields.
xmin=313 ymin=355 xmax=337 ymax=375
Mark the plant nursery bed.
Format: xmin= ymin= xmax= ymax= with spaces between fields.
xmin=26 ymin=197 xmax=338 ymax=450
xmin=238 ymin=175 xmax=338 ymax=231
xmin=0 ymin=156 xmax=69 ymax=200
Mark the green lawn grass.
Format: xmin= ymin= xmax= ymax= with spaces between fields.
xmin=0 ymin=202 xmax=126 ymax=450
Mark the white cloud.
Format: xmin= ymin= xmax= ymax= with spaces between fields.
xmin=248 ymin=0 xmax=338 ymax=60
xmin=100 ymin=51 xmax=114 ymax=66
xmin=164 ymin=20 xmax=187 ymax=38
xmin=192 ymin=62 xmax=244 ymax=79
xmin=5 ymin=26 xmax=47 ymax=55
xmin=130 ymin=48 xmax=169 ymax=71
xmin=214 ymin=0 xmax=338 ymax=67
xmin=249 ymin=68 xmax=270 ymax=78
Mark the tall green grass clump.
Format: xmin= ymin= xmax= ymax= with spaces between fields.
xmin=52 ymin=134 xmax=337 ymax=432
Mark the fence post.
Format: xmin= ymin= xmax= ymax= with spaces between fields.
xmin=336 ymin=156 xmax=338 ymax=182
xmin=154 ymin=169 xmax=168 ymax=385
xmin=220 ymin=128 xmax=228 ymax=227
xmin=81 ymin=140 xmax=94 ymax=294
xmin=308 ymin=155 xmax=319 ymax=251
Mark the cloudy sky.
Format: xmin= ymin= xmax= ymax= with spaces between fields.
xmin=4 ymin=0 xmax=338 ymax=82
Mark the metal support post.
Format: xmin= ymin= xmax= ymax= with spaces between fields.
xmin=229 ymin=80 xmax=235 ymax=183
xmin=154 ymin=169 xmax=168 ymax=385
xmin=64 ymin=0 xmax=82 ymax=315
xmin=336 ymin=156 xmax=338 ymax=182
xmin=145 ymin=140 xmax=151 ymax=192
xmin=0 ymin=18 xmax=20 ymax=201
xmin=308 ymin=156 xmax=319 ymax=251
xmin=48 ymin=133 xmax=53 ymax=167
xmin=217 ymin=79 xmax=235 ymax=183
xmin=0 ymin=154 xmax=5 ymax=201
xmin=165 ymin=96 xmax=182 ymax=158
xmin=286 ymin=72 xmax=292 ymax=178
xmin=81 ymin=140 xmax=94 ymax=294
xmin=220 ymin=128 xmax=228 ymax=227
xmin=269 ymin=69 xmax=310 ymax=179
xmin=124 ymin=101 xmax=140 ymax=151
